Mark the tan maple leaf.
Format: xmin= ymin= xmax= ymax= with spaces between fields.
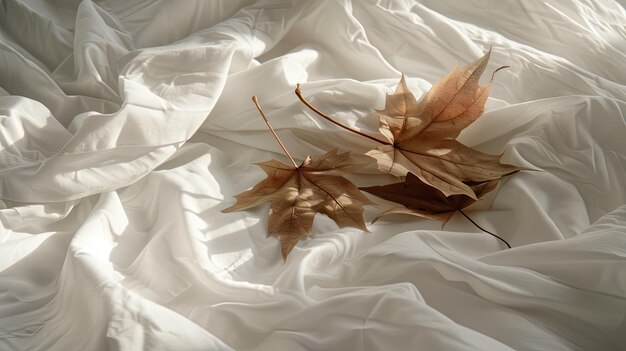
xmin=222 ymin=98 xmax=374 ymax=260
xmin=364 ymin=49 xmax=520 ymax=199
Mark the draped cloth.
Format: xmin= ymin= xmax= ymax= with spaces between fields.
xmin=1 ymin=1 xmax=625 ymax=350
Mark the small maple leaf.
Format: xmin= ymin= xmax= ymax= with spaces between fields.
xmin=365 ymin=49 xmax=520 ymax=199
xmin=361 ymin=172 xmax=498 ymax=224
xmin=222 ymin=98 xmax=374 ymax=261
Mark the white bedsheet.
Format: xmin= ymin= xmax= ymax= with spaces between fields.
xmin=1 ymin=0 xmax=626 ymax=350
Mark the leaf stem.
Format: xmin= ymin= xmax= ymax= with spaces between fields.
xmin=295 ymin=84 xmax=390 ymax=145
xmin=252 ymin=96 xmax=299 ymax=168
xmin=459 ymin=209 xmax=511 ymax=249
xmin=490 ymin=66 xmax=510 ymax=82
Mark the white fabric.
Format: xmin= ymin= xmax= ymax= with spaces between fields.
xmin=1 ymin=0 xmax=626 ymax=350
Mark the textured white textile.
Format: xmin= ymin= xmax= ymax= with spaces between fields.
xmin=1 ymin=0 xmax=626 ymax=350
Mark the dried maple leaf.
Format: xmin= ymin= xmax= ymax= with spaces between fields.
xmin=361 ymin=172 xmax=497 ymax=224
xmin=222 ymin=97 xmax=374 ymax=260
xmin=364 ymin=50 xmax=520 ymax=199
xmin=361 ymin=173 xmax=511 ymax=248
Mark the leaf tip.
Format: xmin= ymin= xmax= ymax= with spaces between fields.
xmin=280 ymin=240 xmax=298 ymax=261
xmin=397 ymin=73 xmax=409 ymax=92
xmin=221 ymin=204 xmax=236 ymax=213
xmin=481 ymin=46 xmax=493 ymax=62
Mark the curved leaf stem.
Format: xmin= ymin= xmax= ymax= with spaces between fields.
xmin=252 ymin=96 xmax=299 ymax=168
xmin=490 ymin=66 xmax=510 ymax=82
xmin=295 ymin=84 xmax=390 ymax=145
xmin=459 ymin=209 xmax=511 ymax=249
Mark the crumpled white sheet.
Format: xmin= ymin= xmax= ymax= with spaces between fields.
xmin=1 ymin=0 xmax=626 ymax=350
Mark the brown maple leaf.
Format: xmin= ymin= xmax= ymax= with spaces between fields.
xmin=361 ymin=172 xmax=498 ymax=224
xmin=222 ymin=97 xmax=374 ymax=260
xmin=364 ymin=49 xmax=520 ymax=199
xmin=361 ymin=172 xmax=511 ymax=248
